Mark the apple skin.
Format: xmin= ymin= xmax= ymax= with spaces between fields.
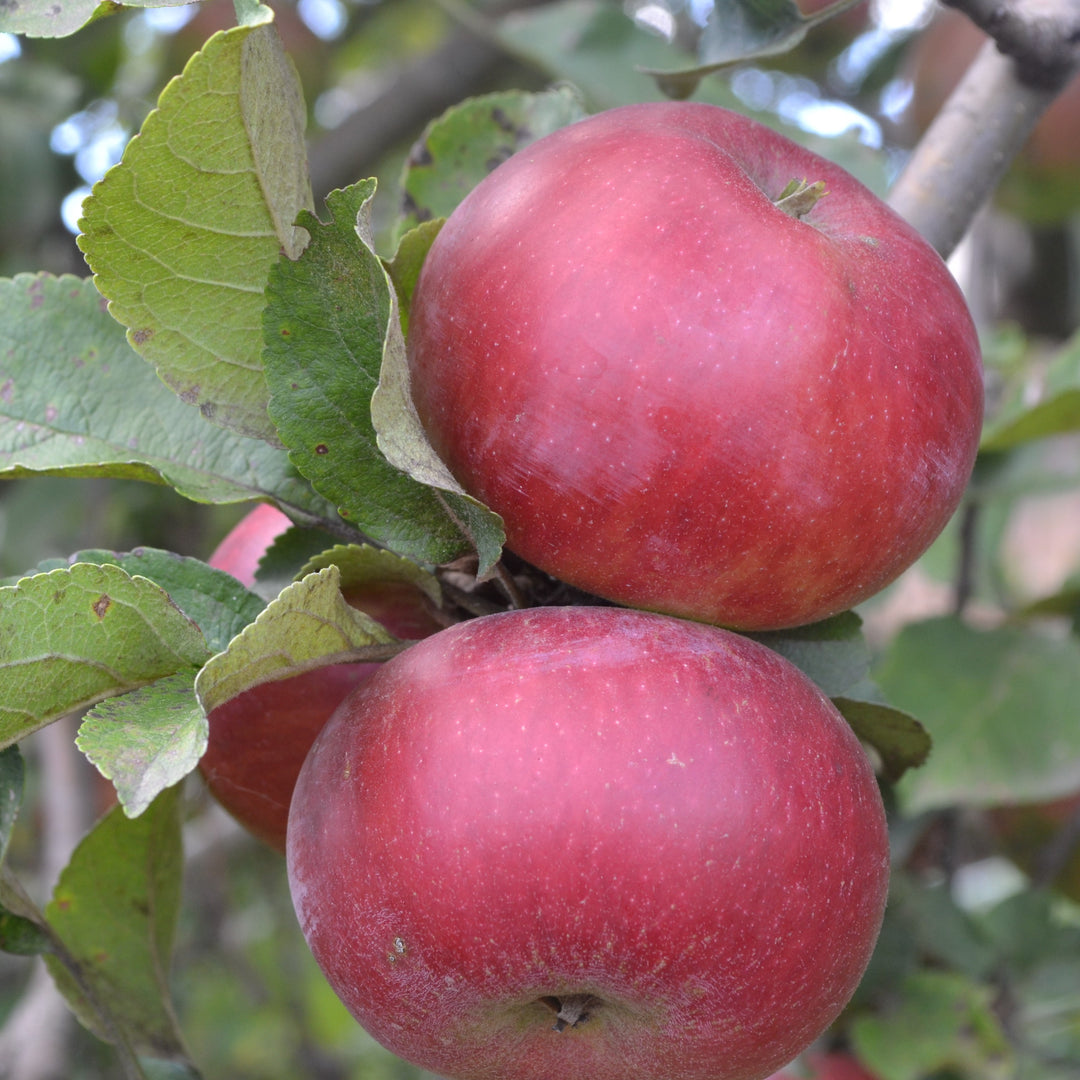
xmin=287 ymin=606 xmax=890 ymax=1080
xmin=769 ymin=1051 xmax=879 ymax=1079
xmin=406 ymin=102 xmax=983 ymax=632
xmin=987 ymin=792 xmax=1080 ymax=902
xmin=199 ymin=506 xmax=443 ymax=852
xmin=206 ymin=502 xmax=293 ymax=589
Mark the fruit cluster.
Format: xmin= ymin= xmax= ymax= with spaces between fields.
xmin=203 ymin=103 xmax=983 ymax=1080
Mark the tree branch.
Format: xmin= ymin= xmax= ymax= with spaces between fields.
xmin=888 ymin=0 xmax=1080 ymax=258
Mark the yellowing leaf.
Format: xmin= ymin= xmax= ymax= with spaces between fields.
xmin=78 ymin=20 xmax=313 ymax=442
xmin=0 ymin=563 xmax=209 ymax=749
xmin=195 ymin=565 xmax=397 ymax=714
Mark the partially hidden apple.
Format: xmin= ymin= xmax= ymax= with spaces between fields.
xmin=406 ymin=102 xmax=983 ymax=632
xmin=205 ymin=502 xmax=294 ymax=588
xmin=769 ymin=1051 xmax=880 ymax=1079
xmin=199 ymin=505 xmax=444 ymax=851
xmin=287 ymin=606 xmax=890 ymax=1080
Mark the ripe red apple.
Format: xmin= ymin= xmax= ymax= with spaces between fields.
xmin=769 ymin=1051 xmax=880 ymax=1079
xmin=199 ymin=505 xmax=444 ymax=851
xmin=206 ymin=502 xmax=293 ymax=589
xmin=287 ymin=606 xmax=890 ymax=1080
xmin=406 ymin=102 xmax=983 ymax=632
xmin=987 ymin=791 xmax=1080 ymax=902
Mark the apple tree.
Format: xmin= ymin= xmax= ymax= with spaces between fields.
xmin=0 ymin=1 xmax=1079 ymax=1078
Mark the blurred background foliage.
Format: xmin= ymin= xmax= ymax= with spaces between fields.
xmin=1 ymin=1 xmax=1079 ymax=1078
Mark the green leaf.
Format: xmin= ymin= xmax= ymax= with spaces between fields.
xmin=397 ymin=86 xmax=587 ymax=239
xmin=299 ymin=543 xmax=442 ymax=604
xmin=750 ymin=611 xmax=870 ymax=697
xmin=0 ymin=745 xmax=23 ymax=867
xmin=77 ymin=18 xmax=313 ymax=442
xmin=1011 ymin=955 xmax=1080 ymax=1073
xmin=643 ymin=0 xmax=863 ymax=99
xmin=139 ymin=1060 xmax=205 ymax=1080
xmin=875 ymin=616 xmax=1080 ymax=812
xmin=55 ymin=547 xmax=266 ymax=655
xmin=850 ymin=970 xmax=1012 ymax=1080
xmin=981 ymin=330 xmax=1080 ymax=451
xmin=0 ymin=274 xmax=338 ymax=518
xmin=44 ymin=786 xmax=187 ymax=1058
xmin=0 ymin=0 xmax=198 ymax=39
xmin=834 ymin=698 xmax=931 ymax=784
xmin=248 ymin=521 xmax=342 ymax=598
xmin=888 ymin=873 xmax=997 ymax=981
xmin=977 ymin=889 xmax=1080 ymax=975
xmin=77 ymin=669 xmax=206 ymax=818
xmin=0 ymin=0 xmax=111 ymax=38
xmin=496 ymin=0 xmax=703 ymax=110
xmin=194 ymin=565 xmax=396 ymax=714
xmin=385 ymin=220 xmax=444 ymax=335
xmin=0 ymin=563 xmax=209 ymax=750
xmin=0 ymin=908 xmax=54 ymax=955
xmin=263 ymin=181 xmax=503 ymax=570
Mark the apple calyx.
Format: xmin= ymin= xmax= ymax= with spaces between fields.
xmin=539 ymin=993 xmax=602 ymax=1031
xmin=774 ymin=178 xmax=828 ymax=219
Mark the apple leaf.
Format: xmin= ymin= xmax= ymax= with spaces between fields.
xmin=0 ymin=0 xmax=111 ymax=38
xmin=396 ymin=86 xmax=587 ymax=239
xmin=299 ymin=543 xmax=442 ymax=604
xmin=48 ymin=547 xmax=266 ymax=655
xmin=0 ymin=745 xmax=22 ymax=868
xmin=0 ymin=274 xmax=338 ymax=519
xmin=263 ymin=181 xmax=504 ymax=572
xmin=0 ymin=0 xmax=200 ymax=39
xmin=750 ymin=611 xmax=870 ymax=697
xmin=139 ymin=1061 xmax=205 ymax=1080
xmin=385 ymin=220 xmax=444 ymax=335
xmin=885 ymin=873 xmax=997 ymax=981
xmin=874 ymin=616 xmax=1080 ymax=812
xmin=0 ymin=563 xmax=209 ymax=751
xmin=980 ymin=329 xmax=1080 ymax=451
xmin=77 ymin=15 xmax=312 ymax=443
xmin=44 ymin=785 xmax=187 ymax=1059
xmin=642 ymin=0 xmax=862 ymax=100
xmin=248 ymin=521 xmax=342 ymax=599
xmin=496 ymin=0 xmax=701 ymax=111
xmin=0 ymin=751 xmax=47 ymax=958
xmin=194 ymin=564 xmax=397 ymax=714
xmin=0 ymin=905 xmax=54 ymax=956
xmin=851 ymin=970 xmax=1012 ymax=1080
xmin=834 ymin=698 xmax=931 ymax=784
xmin=76 ymin=669 xmax=206 ymax=818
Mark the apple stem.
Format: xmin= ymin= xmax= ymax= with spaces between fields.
xmin=539 ymin=993 xmax=599 ymax=1031
xmin=774 ymin=178 xmax=828 ymax=220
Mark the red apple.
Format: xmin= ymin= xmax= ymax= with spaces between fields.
xmin=287 ymin=606 xmax=890 ymax=1080
xmin=406 ymin=102 xmax=983 ymax=632
xmin=769 ymin=1051 xmax=880 ymax=1079
xmin=199 ymin=505 xmax=444 ymax=851
xmin=206 ymin=502 xmax=292 ymax=589
xmin=987 ymin=791 xmax=1080 ymax=902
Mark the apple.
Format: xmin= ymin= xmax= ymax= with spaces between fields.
xmin=287 ymin=606 xmax=890 ymax=1080
xmin=406 ymin=102 xmax=983 ymax=632
xmin=769 ymin=1051 xmax=880 ymax=1079
xmin=987 ymin=791 xmax=1080 ymax=902
xmin=206 ymin=502 xmax=293 ymax=589
xmin=199 ymin=505 xmax=444 ymax=851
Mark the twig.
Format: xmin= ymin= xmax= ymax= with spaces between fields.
xmin=889 ymin=0 xmax=1080 ymax=258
